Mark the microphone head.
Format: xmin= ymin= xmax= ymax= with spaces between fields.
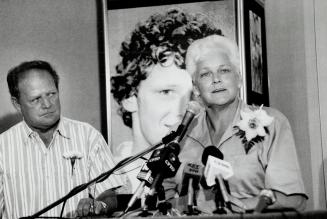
xmin=137 ymin=163 xmax=154 ymax=186
xmin=180 ymin=162 xmax=203 ymax=196
xmin=201 ymin=145 xmax=224 ymax=165
xmin=167 ymin=142 xmax=181 ymax=155
xmin=186 ymin=101 xmax=202 ymax=115
xmin=202 ymin=146 xmax=233 ymax=186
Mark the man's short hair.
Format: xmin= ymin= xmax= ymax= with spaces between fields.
xmin=7 ymin=60 xmax=59 ymax=99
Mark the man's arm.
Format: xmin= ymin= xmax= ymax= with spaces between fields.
xmin=76 ymin=128 xmax=124 ymax=217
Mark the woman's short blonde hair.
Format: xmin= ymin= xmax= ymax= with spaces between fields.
xmin=186 ymin=34 xmax=240 ymax=79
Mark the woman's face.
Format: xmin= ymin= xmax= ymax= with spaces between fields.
xmin=193 ymin=48 xmax=241 ymax=108
xmin=137 ymin=63 xmax=192 ymax=146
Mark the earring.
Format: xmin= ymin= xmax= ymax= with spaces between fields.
xmin=193 ymin=91 xmax=200 ymax=97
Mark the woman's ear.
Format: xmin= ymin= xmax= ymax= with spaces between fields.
xmin=121 ymin=95 xmax=138 ymax=113
xmin=192 ymin=85 xmax=205 ymax=106
xmin=193 ymin=86 xmax=200 ymax=98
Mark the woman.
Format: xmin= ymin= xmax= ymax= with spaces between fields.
xmin=173 ymin=34 xmax=307 ymax=213
xmin=111 ymin=8 xmax=222 ymax=194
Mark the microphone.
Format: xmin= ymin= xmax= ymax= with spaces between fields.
xmin=123 ymin=101 xmax=201 ymax=216
xmin=180 ymin=162 xmax=203 ymax=196
xmin=179 ymin=162 xmax=204 ymax=215
xmin=147 ymin=142 xmax=181 ymax=197
xmin=123 ymin=163 xmax=154 ymax=215
xmin=154 ymin=100 xmax=200 ymax=149
xmin=122 ymin=98 xmax=200 ymax=216
xmin=202 ymin=146 xmax=233 ymax=187
xmin=144 ymin=142 xmax=181 ymax=216
xmin=254 ymin=189 xmax=276 ymax=214
xmin=201 ymin=146 xmax=233 ymax=214
xmin=174 ymin=101 xmax=201 ymax=143
xmin=160 ymin=101 xmax=201 ymax=145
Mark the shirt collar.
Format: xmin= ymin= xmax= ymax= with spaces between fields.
xmin=22 ymin=120 xmax=35 ymax=139
xmin=22 ymin=116 xmax=70 ymax=143
xmin=56 ymin=117 xmax=70 ymax=139
xmin=187 ymin=98 xmax=248 ymax=147
xmin=219 ymin=99 xmax=247 ymax=144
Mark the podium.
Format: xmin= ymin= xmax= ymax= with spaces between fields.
xmin=80 ymin=209 xmax=327 ymax=219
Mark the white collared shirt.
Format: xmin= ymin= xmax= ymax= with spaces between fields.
xmin=0 ymin=117 xmax=123 ymax=218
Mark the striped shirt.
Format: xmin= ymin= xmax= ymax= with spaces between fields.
xmin=0 ymin=117 xmax=123 ymax=219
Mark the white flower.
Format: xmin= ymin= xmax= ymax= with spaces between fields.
xmin=63 ymin=151 xmax=83 ymax=176
xmin=63 ymin=151 xmax=83 ymax=159
xmin=236 ymin=105 xmax=274 ymax=142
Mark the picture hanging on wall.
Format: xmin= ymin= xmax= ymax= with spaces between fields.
xmin=243 ymin=0 xmax=269 ymax=106
xmin=102 ymin=0 xmax=246 ymax=151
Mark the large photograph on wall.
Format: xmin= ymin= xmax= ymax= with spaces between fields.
xmin=105 ymin=0 xmax=244 ymax=153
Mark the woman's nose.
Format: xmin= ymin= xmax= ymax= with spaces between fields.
xmin=212 ymin=72 xmax=222 ymax=83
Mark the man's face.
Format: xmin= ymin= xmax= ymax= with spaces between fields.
xmin=136 ymin=64 xmax=192 ymax=146
xmin=194 ymin=48 xmax=241 ymax=107
xmin=14 ymin=70 xmax=61 ymax=132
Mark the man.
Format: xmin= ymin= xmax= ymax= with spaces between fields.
xmin=0 ymin=60 xmax=123 ymax=218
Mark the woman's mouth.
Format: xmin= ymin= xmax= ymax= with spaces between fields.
xmin=212 ymin=88 xmax=226 ymax=93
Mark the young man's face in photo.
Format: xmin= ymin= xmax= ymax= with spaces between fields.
xmin=136 ymin=63 xmax=192 ymax=146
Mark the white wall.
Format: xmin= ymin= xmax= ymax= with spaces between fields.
xmin=0 ymin=0 xmax=104 ymax=135
xmin=315 ymin=0 xmax=327 ymax=207
xmin=266 ymin=0 xmax=327 ymax=210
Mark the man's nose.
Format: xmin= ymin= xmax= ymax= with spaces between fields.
xmin=174 ymin=96 xmax=190 ymax=124
xmin=165 ymin=101 xmax=186 ymax=129
xmin=41 ymin=97 xmax=51 ymax=108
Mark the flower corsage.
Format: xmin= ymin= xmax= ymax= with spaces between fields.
xmin=234 ymin=105 xmax=274 ymax=154
xmin=63 ymin=151 xmax=83 ymax=176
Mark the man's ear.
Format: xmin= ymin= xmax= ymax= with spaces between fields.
xmin=11 ymin=97 xmax=22 ymax=114
xmin=121 ymin=95 xmax=138 ymax=113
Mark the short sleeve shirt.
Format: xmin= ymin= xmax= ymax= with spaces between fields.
xmin=0 ymin=117 xmax=123 ymax=218
xmin=165 ymin=100 xmax=307 ymax=211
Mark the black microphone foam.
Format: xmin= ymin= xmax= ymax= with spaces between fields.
xmin=175 ymin=101 xmax=201 ymax=143
xmin=147 ymin=142 xmax=181 ymax=198
xmin=201 ymin=145 xmax=224 ymax=165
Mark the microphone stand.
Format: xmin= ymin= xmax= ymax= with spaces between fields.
xmin=213 ymin=176 xmax=231 ymax=215
xmin=20 ymin=131 xmax=178 ymax=219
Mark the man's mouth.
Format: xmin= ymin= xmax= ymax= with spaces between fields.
xmin=41 ymin=111 xmax=55 ymax=117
